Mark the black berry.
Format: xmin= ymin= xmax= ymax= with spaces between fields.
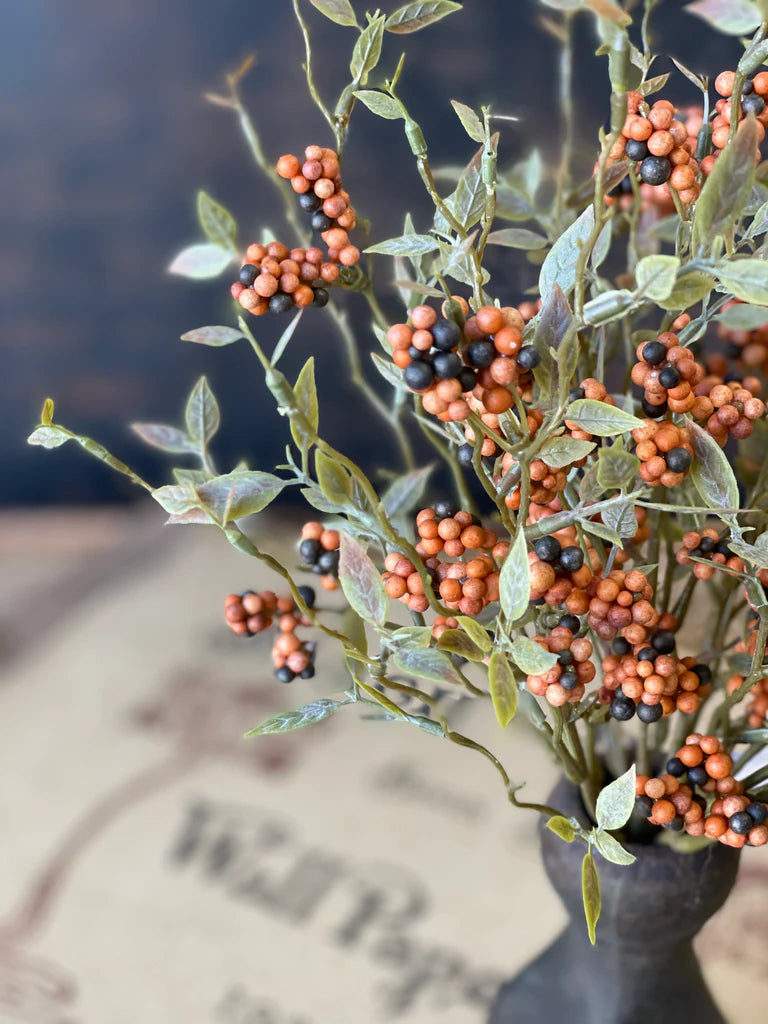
xmin=275 ymin=667 xmax=296 ymax=683
xmin=642 ymin=396 xmax=668 ymax=418
xmin=658 ymin=365 xmax=681 ymax=389
xmin=557 ymin=650 xmax=574 ymax=666
xmin=312 ymin=288 xmax=329 ymax=307
xmin=692 ymin=663 xmax=712 ymax=685
xmin=652 ymin=631 xmax=676 ymax=655
xmin=560 ymin=670 xmax=579 ymax=691
xmin=568 ymin=386 xmax=586 ymax=403
xmin=299 ymin=192 xmax=323 ymax=213
xmin=269 ymin=293 xmax=294 ymax=315
xmin=317 ymin=549 xmax=339 ymax=574
xmin=534 ymin=535 xmax=562 ymax=563
xmin=747 ymin=802 xmax=768 ymax=825
xmin=637 ymin=647 xmax=656 ymax=662
xmin=612 ymin=637 xmax=631 ymax=656
xmin=239 ymin=264 xmax=259 ymax=286
xmin=432 ymin=352 xmax=463 ymax=379
xmin=666 ymin=448 xmax=691 ymax=473
xmin=637 ymin=701 xmax=663 ymax=724
xmin=610 ymin=697 xmax=636 ymax=721
xmin=300 ymin=665 xmax=316 ymax=679
xmin=434 ymin=501 xmax=458 ymax=519
xmin=743 ymin=93 xmax=765 ymax=116
xmin=559 ymin=546 xmax=584 ymax=572
xmin=311 ymin=211 xmax=333 ymax=232
xmin=466 ymin=339 xmax=495 ymax=367
xmin=431 ymin=318 xmax=462 ymax=351
xmin=458 ymin=443 xmax=474 ymax=467
xmin=404 ymin=361 xmax=435 ymax=390
xmin=639 ymin=155 xmax=672 ymax=186
xmin=457 ymin=366 xmax=478 ymax=392
xmin=625 ymin=138 xmax=650 ymax=161
xmin=729 ymin=811 xmax=754 ymax=835
xmin=299 ymin=539 xmax=320 ymax=563
xmin=641 ymin=341 xmax=667 ymax=365
xmin=666 ymin=757 xmax=686 ymax=777
xmin=517 ymin=346 xmax=541 ymax=370
xmin=687 ymin=765 xmax=708 ymax=787
xmin=558 ymin=614 xmax=581 ymax=633
xmin=298 ymin=585 xmax=316 ymax=608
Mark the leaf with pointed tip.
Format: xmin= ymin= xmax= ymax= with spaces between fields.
xmin=715 ymin=303 xmax=768 ymax=330
xmin=151 ymin=484 xmax=200 ymax=515
xmin=381 ymin=464 xmax=433 ymax=518
xmin=564 ymin=399 xmax=643 ymax=436
xmin=582 ymin=850 xmax=601 ymax=945
xmin=181 ymin=325 xmax=246 ymax=347
xmin=499 ymin=529 xmax=530 ymax=625
xmin=131 ymin=423 xmax=196 ymax=454
xmin=309 ymin=0 xmax=358 ymax=27
xmin=338 ymin=533 xmax=388 ymax=627
xmin=393 ymin=646 xmax=463 ymax=686
xmin=450 ymin=99 xmax=484 ymax=143
xmin=509 ymin=637 xmax=559 ymax=675
xmin=245 ymin=698 xmax=349 ymax=737
xmin=685 ymin=0 xmax=761 ymax=35
xmin=197 ymin=190 xmax=237 ymax=249
xmin=687 ymin=419 xmax=739 ymax=514
xmin=595 ymin=830 xmax=636 ymax=865
xmin=596 ymin=764 xmax=637 ymax=831
xmin=315 ymin=449 xmax=352 ymax=505
xmin=365 ymin=234 xmax=440 ymax=257
xmin=168 ymin=243 xmax=234 ymax=279
xmin=353 ymin=90 xmax=404 ymax=119
xmin=185 ymin=377 xmax=220 ymax=446
xmin=455 ymin=616 xmax=493 ymax=653
xmin=350 ymin=14 xmax=385 ymax=83
xmin=539 ymin=206 xmax=595 ymax=301
xmin=635 ymin=254 xmax=680 ymax=302
xmin=436 ymin=628 xmax=484 ymax=661
xmin=715 ymin=258 xmax=768 ymax=304
xmin=692 ymin=116 xmax=760 ymax=252
xmin=385 ymin=1 xmax=462 ymax=33
xmin=489 ymin=651 xmax=518 ymax=727
xmin=536 ymin=436 xmax=596 ymax=469
xmin=195 ymin=471 xmax=284 ymax=524
xmin=486 ymin=228 xmax=548 ymax=249
xmin=291 ymin=357 xmax=319 ymax=454
xmin=27 ymin=425 xmax=71 ymax=449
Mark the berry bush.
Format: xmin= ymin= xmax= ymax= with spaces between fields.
xmin=28 ymin=0 xmax=768 ymax=940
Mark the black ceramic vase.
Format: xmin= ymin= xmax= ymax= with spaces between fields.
xmin=489 ymin=777 xmax=741 ymax=1024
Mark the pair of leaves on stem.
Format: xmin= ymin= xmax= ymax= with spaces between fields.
xmin=168 ymin=191 xmax=239 ymax=279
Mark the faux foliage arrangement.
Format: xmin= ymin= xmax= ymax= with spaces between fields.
xmin=28 ymin=0 xmax=768 ymax=948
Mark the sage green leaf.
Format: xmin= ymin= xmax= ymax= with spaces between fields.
xmin=365 ymin=234 xmax=440 ymax=257
xmin=385 ymin=1 xmax=462 ymax=33
xmin=656 ymin=270 xmax=714 ymax=311
xmin=436 ymin=628 xmax=484 ymax=661
xmin=173 ymin=468 xmax=209 ymax=485
xmin=495 ymin=184 xmax=536 ymax=222
xmin=635 ymin=254 xmax=680 ymax=301
xmin=509 ymin=636 xmax=559 ymax=675
xmin=197 ymin=190 xmax=237 ymax=249
xmin=601 ymin=500 xmax=638 ymax=538
xmin=547 ymin=815 xmax=576 ymax=842
xmin=390 ymin=625 xmax=433 ymax=647
xmin=564 ymin=399 xmax=643 ymax=436
xmin=309 ymin=0 xmax=358 ymax=27
xmin=436 ymin=138 xmax=497 ymax=233
xmin=715 ymin=258 xmax=768 ymax=304
xmin=314 ymin=449 xmax=352 ymax=504
xmin=596 ymin=764 xmax=637 ymax=831
xmin=301 ymin=486 xmax=348 ymax=516
xmin=637 ymin=72 xmax=671 ymax=97
xmin=291 ymin=357 xmax=319 ymax=453
xmin=692 ymin=116 xmax=760 ymax=253
xmin=196 ymin=471 xmax=284 ymax=524
xmin=687 ymin=418 xmax=739 ymax=513
xmin=271 ymin=309 xmax=304 ymax=366
xmin=728 ymin=538 xmax=768 ymax=569
xmin=181 ymin=325 xmax=245 ymax=346
xmin=536 ymin=437 xmax=595 ymax=469
xmin=539 ymin=206 xmax=595 ymax=301
xmin=151 ymin=484 xmax=200 ymax=515
xmin=685 ymin=0 xmax=761 ymax=35
xmin=27 ymin=425 xmax=71 ymax=449
xmin=338 ymin=533 xmax=388 ymax=627
xmin=486 ymin=227 xmax=548 ymax=249
xmin=353 ymin=90 xmax=404 ymax=119
xmin=583 ymin=289 xmax=635 ymax=326
xmin=185 ymin=376 xmax=220 ymax=446
xmin=579 ymin=517 xmax=624 ymax=547
xmin=168 ymin=243 xmax=234 ymax=279
xmin=371 ymin=352 xmax=407 ymax=389
xmin=381 ymin=464 xmax=433 ymax=517
xmin=579 ymin=462 xmax=602 ymax=502
xmin=582 ymin=850 xmax=601 ymax=945
xmin=597 ymin=441 xmax=640 ymax=490
xmin=350 ymin=14 xmax=385 ymax=82
xmin=450 ymin=99 xmax=484 ymax=143
xmin=499 ymin=529 xmax=530 ymax=625
xmin=595 ymin=830 xmax=636 ymax=866
xmin=131 ymin=423 xmax=196 ymax=454
xmin=455 ymin=616 xmax=493 ymax=652
xmin=245 ymin=698 xmax=349 ymax=737
xmin=715 ymin=303 xmax=768 ymax=330
xmin=734 ymin=728 xmax=768 ymax=743
xmin=488 ymin=651 xmax=518 ymax=728
xmin=393 ymin=646 xmax=463 ymax=685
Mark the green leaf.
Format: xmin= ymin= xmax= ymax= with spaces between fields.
xmin=291 ymin=357 xmax=319 ymax=454
xmin=196 ymin=471 xmax=285 ymax=524
xmin=381 ymin=464 xmax=433 ymax=518
xmin=495 ymin=184 xmax=536 ymax=222
xmin=309 ymin=0 xmax=358 ymax=26
xmin=637 ymin=72 xmax=671 ymax=97
xmin=338 ymin=533 xmax=388 ymax=627
xmin=365 ymin=234 xmax=440 ymax=257
xmin=168 ymin=243 xmax=234 ymax=279
xmin=582 ymin=850 xmax=601 ymax=945
xmin=582 ymin=290 xmax=635 ymax=327
xmin=564 ymin=399 xmax=643 ymax=436
xmin=597 ymin=441 xmax=640 ymax=490
xmin=601 ymin=499 xmax=638 ymax=538
xmin=385 ymin=1 xmax=462 ymax=33
xmin=371 ymin=352 xmax=407 ymax=389
xmin=509 ymin=636 xmax=559 ymax=675
xmin=353 ymin=90 xmax=405 ymax=119
xmin=151 ymin=483 xmax=200 ymax=515
xmin=499 ymin=529 xmax=531 ymax=625
xmin=596 ymin=764 xmax=637 ymax=831
xmin=314 ymin=449 xmax=352 ymax=505
xmin=547 ymin=815 xmax=576 ymax=842
xmin=687 ymin=418 xmax=740 ymax=513
xmin=692 ymin=116 xmax=760 ymax=253
xmin=635 ymin=255 xmax=680 ymax=302
xmin=715 ymin=303 xmax=768 ymax=330
xmin=436 ymin=137 xmax=497 ymax=232
xmin=715 ymin=258 xmax=768 ymax=304
xmin=181 ymin=325 xmax=245 ymax=346
xmin=350 ymin=14 xmax=385 ymax=83
xmin=131 ymin=423 xmax=195 ymax=454
xmin=245 ymin=698 xmax=349 ymax=737
xmin=393 ymin=646 xmax=463 ymax=685
xmin=488 ymin=651 xmax=518 ymax=728
xmin=450 ymin=99 xmax=485 ymax=143
xmin=271 ymin=309 xmax=304 ymax=366
xmin=197 ymin=190 xmax=237 ymax=249
xmin=728 ymin=537 xmax=768 ymax=569
xmin=436 ymin=628 xmax=485 ymax=661
xmin=685 ymin=0 xmax=761 ymax=35
xmin=594 ymin=830 xmax=636 ymax=866
xmin=539 ymin=206 xmax=595 ymax=302
xmin=656 ymin=271 xmax=714 ymax=311
xmin=455 ymin=616 xmax=493 ymax=652
xmin=486 ymin=227 xmax=548 ymax=250
xmin=579 ymin=517 xmax=624 ymax=547
xmin=185 ymin=376 xmax=220 ymax=446
xmin=27 ymin=425 xmax=71 ymax=449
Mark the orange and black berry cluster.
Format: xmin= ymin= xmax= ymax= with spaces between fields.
xmin=525 ymin=625 xmax=595 ymax=706
xmin=299 ymin=522 xmax=340 ymax=592
xmin=631 ymin=419 xmax=693 ymax=487
xmin=224 ymin=587 xmax=317 ymax=682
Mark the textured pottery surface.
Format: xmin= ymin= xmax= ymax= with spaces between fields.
xmin=490 ymin=777 xmax=741 ymax=1024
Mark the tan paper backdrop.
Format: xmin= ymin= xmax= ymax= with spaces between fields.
xmin=1 ymin=509 xmax=767 ymax=1024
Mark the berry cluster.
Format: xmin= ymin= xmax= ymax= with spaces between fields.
xmin=630 ymin=333 xmax=705 ymax=417
xmin=637 ymin=734 xmax=768 ymax=848
xmin=299 ymin=522 xmax=340 ymax=591
xmin=614 ymin=94 xmax=701 ymax=204
xmin=431 ymin=614 xmax=460 ymax=639
xmin=584 ymin=568 xmax=658 ymax=644
xmin=727 ymin=673 xmax=768 ymax=728
xmin=692 ymin=373 xmax=765 ymax=444
xmin=631 ymin=419 xmax=693 ymax=487
xmin=601 ymin=632 xmax=710 ymax=722
xmin=500 ymin=448 xmax=570 ymax=509
xmin=675 ymin=529 xmax=743 ymax=580
xmin=525 ymin=626 xmax=595 ymax=706
xmin=715 ymin=300 xmax=768 ymax=373
xmin=277 ymin=145 xmax=360 ymax=266
xmin=231 ymin=241 xmax=335 ymax=316
xmin=528 ymin=532 xmax=593 ymax=606
xmin=711 ymin=71 xmax=768 ymax=157
xmin=223 ymin=587 xmax=317 ymax=682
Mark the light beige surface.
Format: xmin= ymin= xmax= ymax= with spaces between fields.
xmin=1 ymin=508 xmax=767 ymax=1024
